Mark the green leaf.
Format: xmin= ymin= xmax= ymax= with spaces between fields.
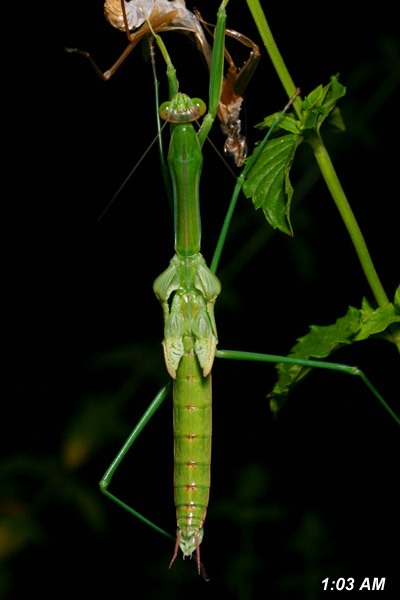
xmin=242 ymin=134 xmax=303 ymax=235
xmin=255 ymin=112 xmax=301 ymax=135
xmin=268 ymin=296 xmax=400 ymax=414
xmin=246 ymin=76 xmax=346 ymax=239
xmin=354 ymin=302 xmax=400 ymax=341
xmin=299 ymin=74 xmax=346 ymax=134
xmin=268 ymin=306 xmax=362 ymax=414
xmin=291 ymin=306 xmax=362 ymax=355
xmin=256 ymin=76 xmax=346 ymax=139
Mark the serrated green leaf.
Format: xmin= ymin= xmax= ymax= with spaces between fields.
xmin=354 ymin=302 xmax=400 ymax=341
xmin=290 ymin=305 xmax=362 ymax=356
xmin=268 ymin=306 xmax=362 ymax=414
xmin=242 ymin=134 xmax=302 ymax=235
xmin=299 ymin=75 xmax=346 ymax=135
xmin=394 ymin=285 xmax=400 ymax=313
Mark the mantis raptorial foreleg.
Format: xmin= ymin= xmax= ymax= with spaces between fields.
xmin=193 ymin=7 xmax=261 ymax=166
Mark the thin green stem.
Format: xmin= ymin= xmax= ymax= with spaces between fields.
xmin=210 ymin=178 xmax=242 ymax=273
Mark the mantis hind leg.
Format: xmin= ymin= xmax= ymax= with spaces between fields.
xmin=99 ymin=382 xmax=175 ymax=541
xmin=215 ymin=349 xmax=400 ymax=427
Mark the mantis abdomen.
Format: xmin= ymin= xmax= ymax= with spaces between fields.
xmin=173 ymin=333 xmax=211 ymax=553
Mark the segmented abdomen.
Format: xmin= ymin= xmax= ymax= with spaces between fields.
xmin=173 ymin=334 xmax=211 ymax=536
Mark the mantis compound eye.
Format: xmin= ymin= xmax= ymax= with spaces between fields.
xmin=159 ymin=96 xmax=207 ymax=122
xmin=159 ymin=101 xmax=173 ymax=121
xmin=191 ymin=98 xmax=206 ymax=119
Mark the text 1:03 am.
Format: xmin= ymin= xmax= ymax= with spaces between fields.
xmin=322 ymin=577 xmax=386 ymax=591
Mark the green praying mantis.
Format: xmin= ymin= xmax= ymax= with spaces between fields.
xmin=67 ymin=0 xmax=400 ymax=579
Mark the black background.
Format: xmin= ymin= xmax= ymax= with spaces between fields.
xmin=3 ymin=1 xmax=399 ymax=598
